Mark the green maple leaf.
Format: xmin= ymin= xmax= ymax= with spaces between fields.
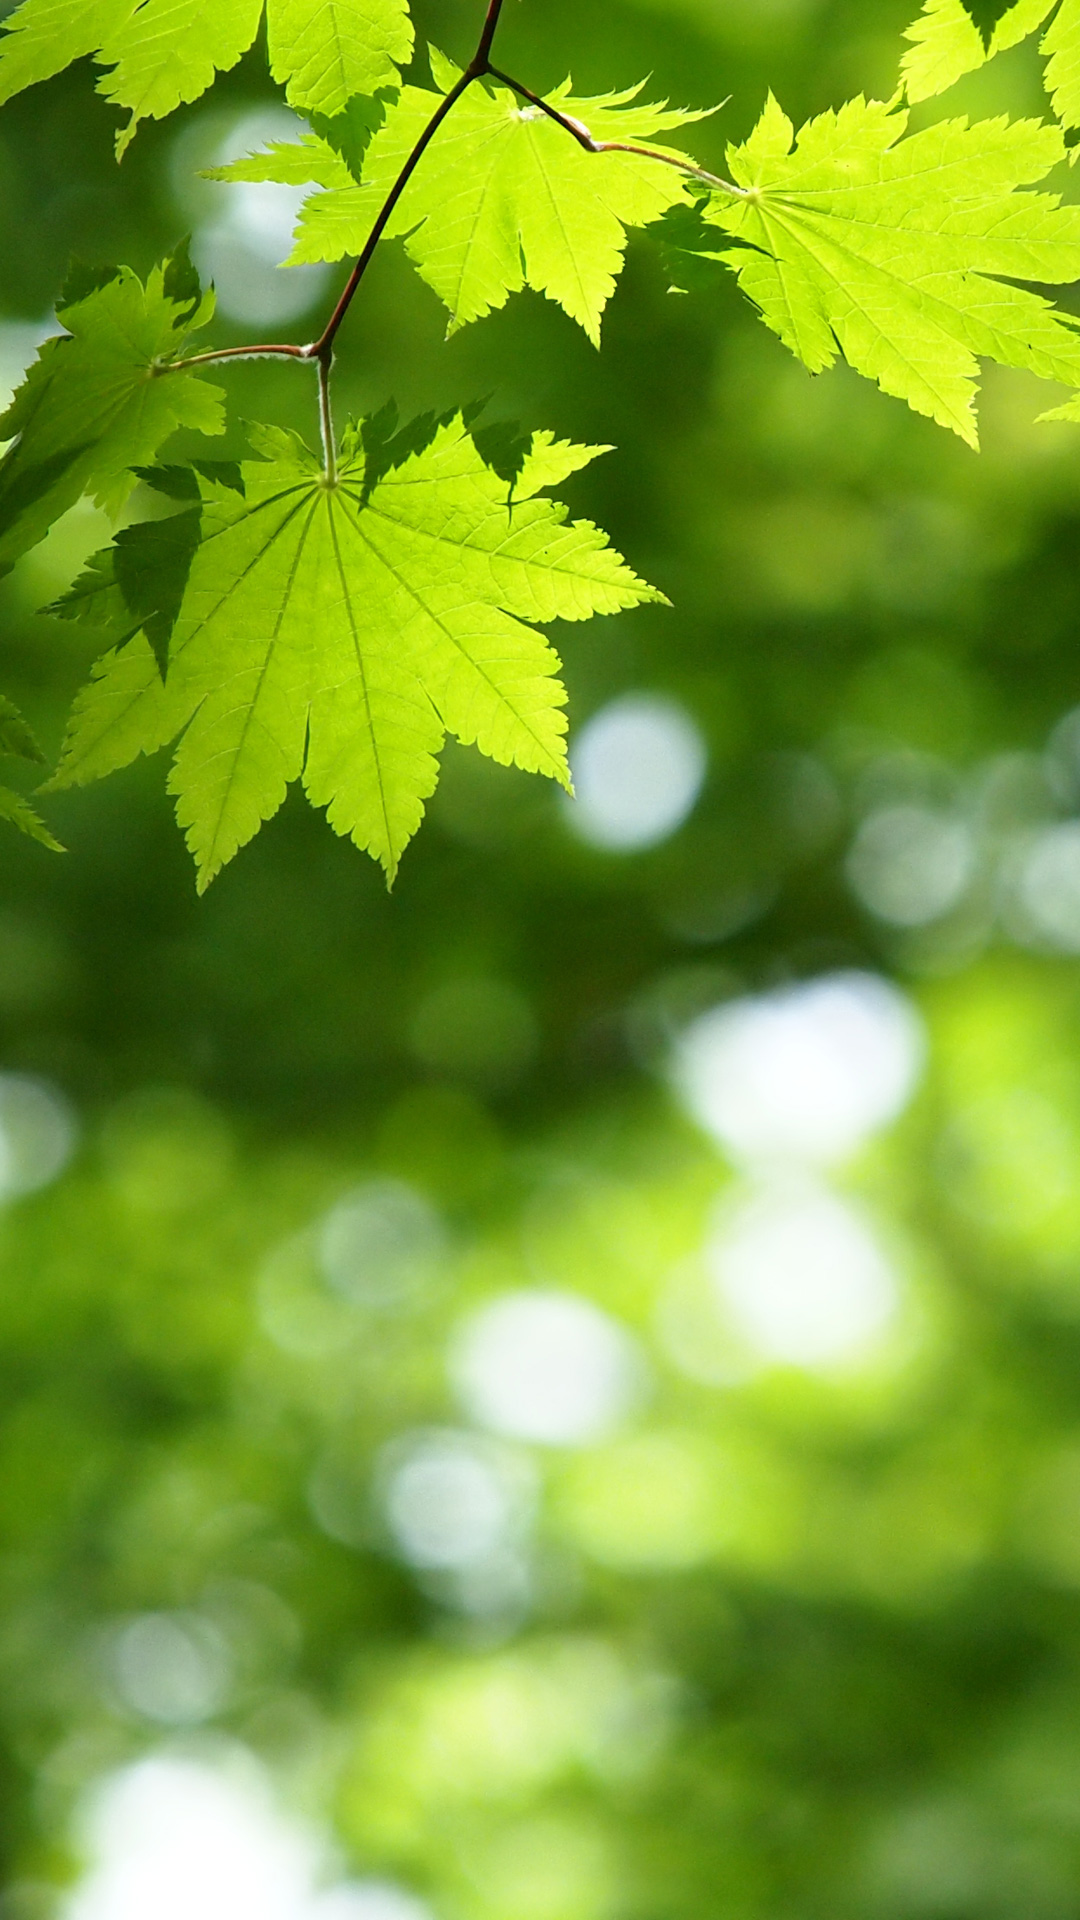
xmin=266 ymin=0 xmax=411 ymax=119
xmin=699 ymin=94 xmax=1080 ymax=446
xmin=49 ymin=415 xmax=661 ymax=890
xmin=901 ymin=0 xmax=1051 ymax=100
xmin=0 ymin=0 xmax=412 ymax=146
xmin=204 ymin=128 xmax=356 ymax=190
xmin=0 ymin=787 xmax=63 ymax=851
xmin=901 ymin=0 xmax=1080 ymax=132
xmin=0 ymin=695 xmax=46 ymax=765
xmin=0 ymin=696 xmax=62 ymax=851
xmin=1043 ymin=0 xmax=1080 ymax=128
xmin=0 ymin=0 xmax=133 ymax=108
xmin=49 ymin=461 xmax=244 ymax=673
xmin=96 ymin=0 xmax=263 ymax=157
xmin=0 ymin=248 xmax=225 ymax=576
xmin=282 ymin=57 xmax=713 ymax=343
xmin=960 ymin=0 xmax=1023 ymax=46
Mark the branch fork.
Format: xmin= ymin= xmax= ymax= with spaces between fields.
xmin=173 ymin=0 xmax=738 ymax=477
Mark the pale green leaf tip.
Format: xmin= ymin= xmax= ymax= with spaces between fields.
xmin=1037 ymin=397 xmax=1080 ymax=422
xmin=192 ymin=846 xmax=224 ymax=894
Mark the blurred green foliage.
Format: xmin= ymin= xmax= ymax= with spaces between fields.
xmin=6 ymin=3 xmax=1080 ymax=1919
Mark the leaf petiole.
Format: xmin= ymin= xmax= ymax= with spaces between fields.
xmin=318 ymin=355 xmax=336 ymax=484
xmin=166 ymin=0 xmax=740 ymax=460
xmin=484 ymin=63 xmax=746 ymax=197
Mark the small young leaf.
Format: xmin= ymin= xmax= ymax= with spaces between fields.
xmin=0 ymin=248 xmax=224 ymax=575
xmin=52 ymin=415 xmax=662 ymax=890
xmin=290 ymin=71 xmax=715 ymax=343
xmin=703 ymin=95 xmax=1080 ymax=446
xmin=0 ymin=785 xmax=63 ymax=852
xmin=0 ymin=695 xmax=46 ymax=764
xmin=203 ymin=131 xmax=355 ymax=188
xmin=0 ymin=694 xmax=59 ymax=849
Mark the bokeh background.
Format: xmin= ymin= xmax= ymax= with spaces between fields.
xmin=5 ymin=1 xmax=1080 ymax=1916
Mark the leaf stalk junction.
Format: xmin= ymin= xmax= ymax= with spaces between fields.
xmin=172 ymin=0 xmax=744 ymax=477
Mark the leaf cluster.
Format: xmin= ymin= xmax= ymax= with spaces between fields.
xmin=4 ymin=0 xmax=1080 ymax=885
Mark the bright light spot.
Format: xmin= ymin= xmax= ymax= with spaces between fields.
xmin=377 ymin=1428 xmax=536 ymax=1570
xmin=451 ymin=1290 xmax=644 ymax=1445
xmin=194 ymin=230 xmax=327 ymax=329
xmin=108 ymin=1612 xmax=230 ymax=1725
xmin=447 ymin=1546 xmax=533 ymax=1620
xmin=65 ymin=1760 xmax=432 ymax=1920
xmin=191 ymin=110 xmax=330 ymax=325
xmin=846 ymin=804 xmax=975 ymax=926
xmin=1014 ymin=822 xmax=1080 ymax=952
xmin=0 ymin=317 xmax=60 ymax=421
xmin=64 ymin=1755 xmax=324 ymax=1920
xmin=677 ymin=972 xmax=924 ymax=1167
xmin=706 ymin=1183 xmax=900 ymax=1369
xmin=310 ymin=1886 xmax=435 ymax=1920
xmin=319 ymin=1180 xmax=445 ymax=1309
xmin=0 ymin=1073 xmax=77 ymax=1199
xmin=567 ymin=694 xmax=707 ymax=852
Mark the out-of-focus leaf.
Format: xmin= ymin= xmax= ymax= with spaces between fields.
xmin=0 ymin=249 xmax=224 ymax=577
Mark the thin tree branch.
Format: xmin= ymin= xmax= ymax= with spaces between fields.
xmin=484 ymin=66 xmax=595 ymax=147
xmin=164 ymin=0 xmax=744 ymax=453
xmin=475 ymin=0 xmax=508 ymax=68
xmin=310 ymin=0 xmax=523 ymax=356
xmin=485 ymin=64 xmax=748 ymax=198
xmin=168 ymin=341 xmax=315 ymax=371
xmin=309 ymin=65 xmax=477 ymax=360
xmin=172 ymin=0 xmax=510 ymax=381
